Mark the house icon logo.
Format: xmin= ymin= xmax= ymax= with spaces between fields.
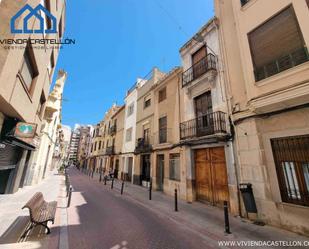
xmin=11 ymin=4 xmax=57 ymax=34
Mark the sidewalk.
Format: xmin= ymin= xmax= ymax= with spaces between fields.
xmin=81 ymin=168 xmax=309 ymax=248
xmin=0 ymin=170 xmax=65 ymax=249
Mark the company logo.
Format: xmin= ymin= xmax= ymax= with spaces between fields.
xmin=15 ymin=122 xmax=37 ymax=138
xmin=11 ymin=4 xmax=57 ymax=34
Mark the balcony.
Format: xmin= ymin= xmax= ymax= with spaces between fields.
xmin=135 ymin=136 xmax=152 ymax=154
xmin=182 ymin=53 xmax=217 ymax=87
xmin=180 ymin=111 xmax=227 ymax=140
xmin=108 ymin=125 xmax=117 ymax=135
xmin=105 ymin=145 xmax=114 ymax=155
xmin=255 ymin=47 xmax=309 ymax=82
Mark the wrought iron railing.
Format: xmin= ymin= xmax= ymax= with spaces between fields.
xmin=254 ymin=47 xmax=309 ymax=82
xmin=108 ymin=125 xmax=117 ymax=135
xmin=180 ymin=111 xmax=227 ymax=140
xmin=182 ymin=53 xmax=217 ymax=87
xmin=105 ymin=145 xmax=114 ymax=155
xmin=135 ymin=136 xmax=152 ymax=153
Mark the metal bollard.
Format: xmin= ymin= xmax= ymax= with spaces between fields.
xmin=224 ymin=201 xmax=231 ymax=234
xmin=111 ymin=177 xmax=114 ymax=189
xmin=121 ymin=181 xmax=124 ymax=195
xmin=104 ymin=176 xmax=107 ymax=185
xmin=149 ymin=181 xmax=152 ymax=200
xmin=67 ymin=186 xmax=73 ymax=208
xmin=99 ymin=173 xmax=102 ymax=182
xmin=91 ymin=170 xmax=94 ymax=178
xmin=174 ymin=188 xmax=178 ymax=212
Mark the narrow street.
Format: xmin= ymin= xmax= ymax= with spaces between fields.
xmin=67 ymin=168 xmax=210 ymax=249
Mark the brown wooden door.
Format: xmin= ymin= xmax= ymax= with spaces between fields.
xmin=195 ymin=147 xmax=229 ymax=206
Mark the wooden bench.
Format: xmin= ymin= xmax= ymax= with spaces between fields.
xmin=22 ymin=192 xmax=57 ymax=235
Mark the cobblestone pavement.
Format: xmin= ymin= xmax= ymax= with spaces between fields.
xmin=67 ymin=168 xmax=214 ymax=249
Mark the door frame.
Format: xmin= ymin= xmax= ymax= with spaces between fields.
xmin=194 ymin=146 xmax=229 ymax=207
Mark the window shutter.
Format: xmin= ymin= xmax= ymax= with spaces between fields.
xmin=192 ymin=46 xmax=207 ymax=65
xmin=249 ymin=6 xmax=304 ymax=68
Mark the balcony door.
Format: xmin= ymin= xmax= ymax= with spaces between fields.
xmin=194 ymin=91 xmax=213 ymax=136
xmin=192 ymin=46 xmax=207 ymax=79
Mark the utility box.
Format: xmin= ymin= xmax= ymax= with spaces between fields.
xmin=239 ymin=183 xmax=257 ymax=213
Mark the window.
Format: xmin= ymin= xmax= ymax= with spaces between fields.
xmin=271 ymin=135 xmax=309 ymax=207
xmin=159 ymin=116 xmax=167 ymax=143
xmin=126 ymin=128 xmax=132 ymax=142
xmin=169 ymin=154 xmax=180 ymax=181
xmin=99 ymin=141 xmax=101 ymax=150
xmin=37 ymin=92 xmax=46 ymax=118
xmin=19 ymin=44 xmax=38 ymax=93
xmin=192 ymin=46 xmax=206 ymax=65
xmin=240 ymin=0 xmax=250 ymax=7
xmin=144 ymin=95 xmax=151 ymax=109
xmin=248 ymin=6 xmax=309 ymax=81
xmin=127 ymin=103 xmax=134 ymax=117
xmin=194 ymin=91 xmax=212 ymax=117
xmin=95 ymin=142 xmax=97 ymax=151
xmin=158 ymin=87 xmax=166 ymax=102
xmin=48 ymin=50 xmax=55 ymax=80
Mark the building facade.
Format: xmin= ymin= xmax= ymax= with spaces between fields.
xmin=178 ymin=18 xmax=237 ymax=212
xmin=68 ymin=125 xmax=81 ymax=163
xmin=30 ymin=70 xmax=67 ymax=184
xmin=0 ymin=0 xmax=66 ymax=194
xmin=215 ymin=0 xmax=309 ymax=235
xmin=134 ymin=68 xmax=165 ymax=186
xmin=151 ymin=68 xmax=184 ymax=198
xmin=110 ymin=105 xmax=125 ymax=179
xmin=122 ymin=82 xmax=139 ymax=182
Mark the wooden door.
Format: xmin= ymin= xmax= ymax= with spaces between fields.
xmin=195 ymin=147 xmax=229 ymax=206
xmin=211 ymin=147 xmax=229 ymax=206
xmin=195 ymin=149 xmax=212 ymax=202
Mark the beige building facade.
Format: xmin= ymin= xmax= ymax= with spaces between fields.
xmin=215 ymin=0 xmax=309 ymax=235
xmin=134 ymin=68 xmax=165 ymax=186
xmin=151 ymin=68 xmax=185 ymax=198
xmin=0 ymin=0 xmax=66 ymax=194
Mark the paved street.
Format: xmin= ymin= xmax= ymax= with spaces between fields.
xmin=66 ymin=168 xmax=309 ymax=249
xmin=67 ymin=168 xmax=210 ymax=249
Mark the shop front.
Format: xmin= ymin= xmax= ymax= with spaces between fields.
xmin=0 ymin=117 xmax=38 ymax=194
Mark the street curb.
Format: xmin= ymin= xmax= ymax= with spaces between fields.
xmin=58 ymin=176 xmax=69 ymax=249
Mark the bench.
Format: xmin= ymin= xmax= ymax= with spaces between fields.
xmin=22 ymin=192 xmax=57 ymax=235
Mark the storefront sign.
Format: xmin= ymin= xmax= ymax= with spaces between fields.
xmin=14 ymin=122 xmax=37 ymax=138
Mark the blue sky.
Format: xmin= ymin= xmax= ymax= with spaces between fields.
xmin=55 ymin=0 xmax=214 ymax=128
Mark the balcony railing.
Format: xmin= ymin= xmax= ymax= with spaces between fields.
xmin=105 ymin=145 xmax=114 ymax=155
xmin=180 ymin=111 xmax=227 ymax=140
xmin=182 ymin=53 xmax=217 ymax=87
xmin=135 ymin=136 xmax=152 ymax=153
xmin=255 ymin=47 xmax=309 ymax=82
xmin=108 ymin=125 xmax=117 ymax=135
